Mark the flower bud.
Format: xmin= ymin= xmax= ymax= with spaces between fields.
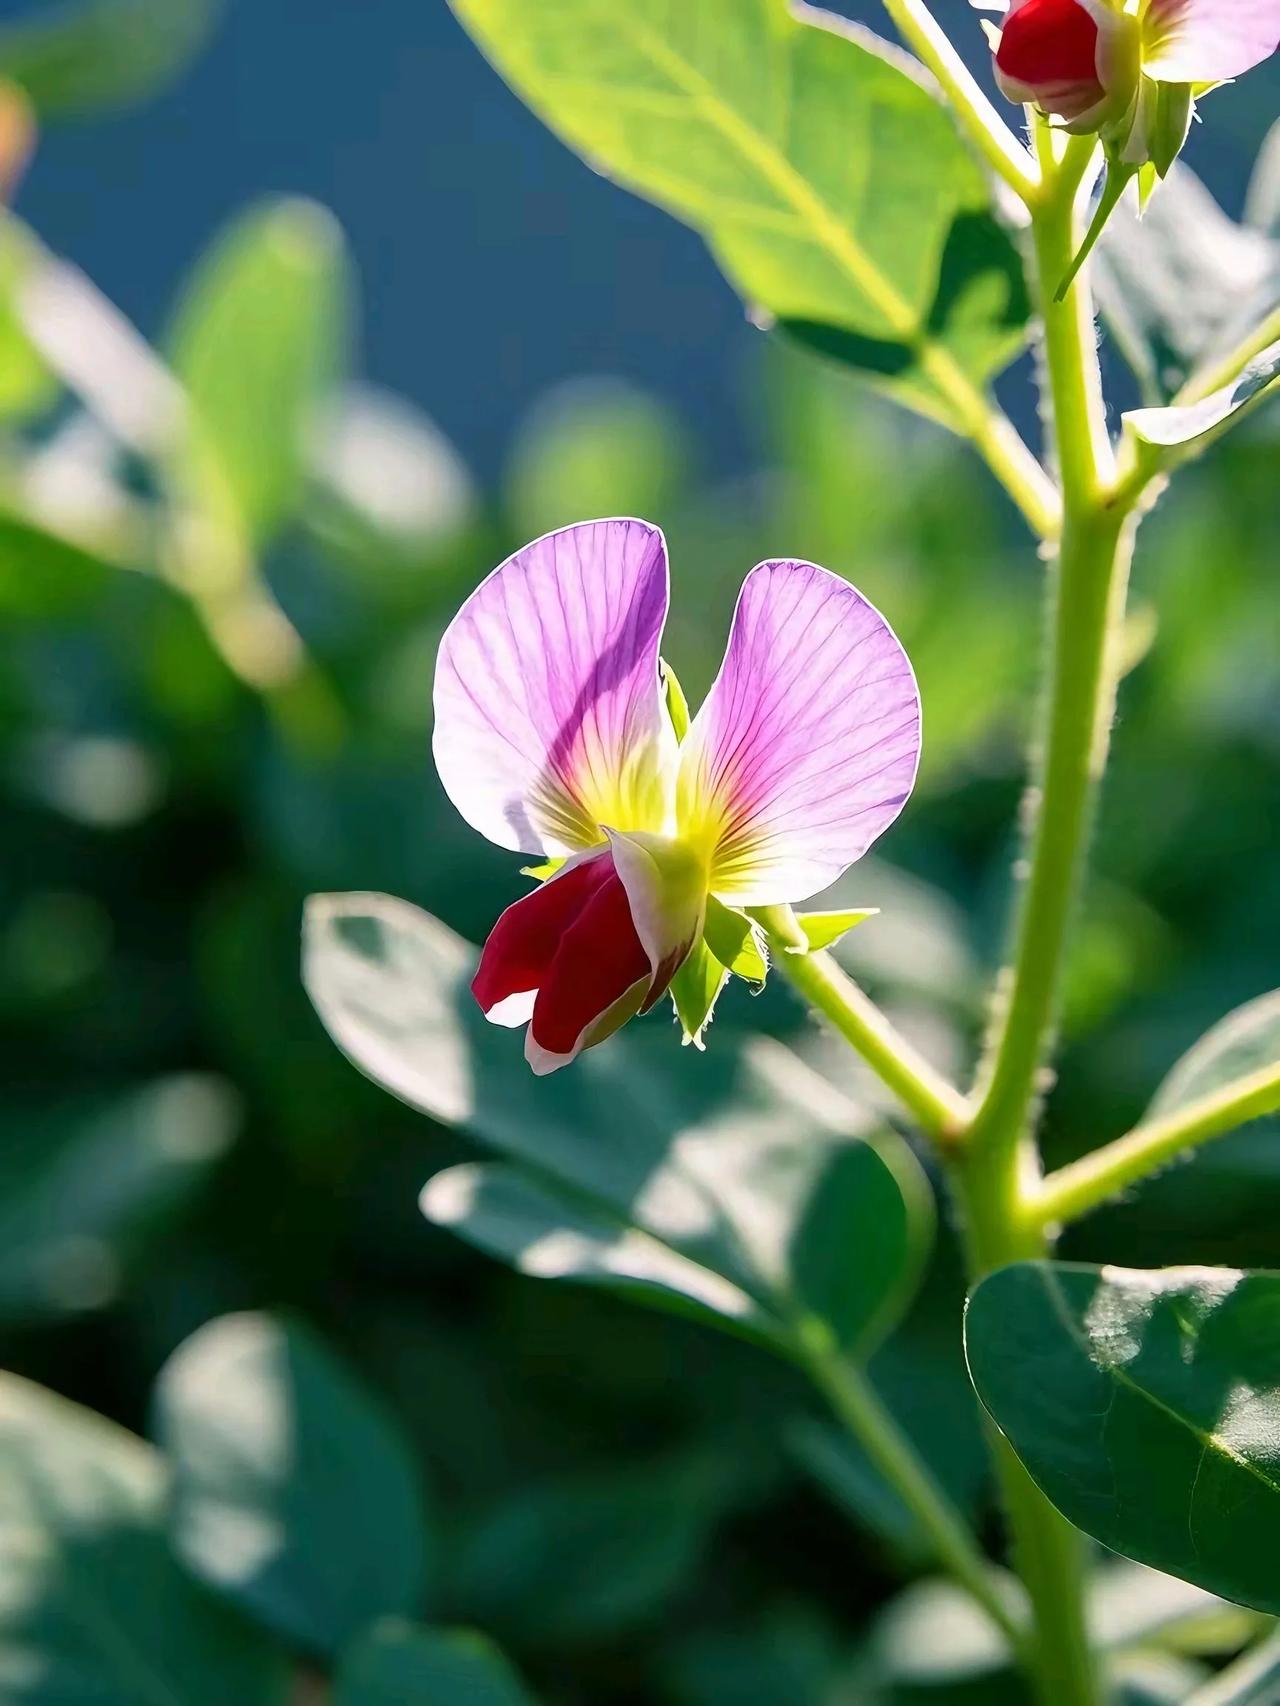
xmin=993 ymin=0 xmax=1141 ymax=132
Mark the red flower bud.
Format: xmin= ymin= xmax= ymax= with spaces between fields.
xmin=994 ymin=0 xmax=1136 ymax=129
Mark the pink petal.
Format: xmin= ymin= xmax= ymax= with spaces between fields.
xmin=1143 ymin=0 xmax=1280 ymax=79
xmin=433 ymin=518 xmax=676 ymax=856
xmin=677 ymin=562 xmax=920 ymax=907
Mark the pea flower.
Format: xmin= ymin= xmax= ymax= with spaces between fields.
xmin=433 ymin=518 xmax=920 ymax=1074
xmin=990 ymin=0 xmax=1280 ymax=163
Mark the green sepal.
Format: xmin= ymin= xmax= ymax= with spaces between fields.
xmin=520 ymin=856 xmax=566 ymax=882
xmin=670 ymin=939 xmax=728 ymax=1050
xmin=703 ymin=895 xmax=768 ymax=990
xmin=1146 ymin=81 xmax=1194 ymax=179
xmin=793 ymin=908 xmax=879 ymax=952
xmin=660 ymin=657 xmax=690 ymax=742
xmin=1056 ymin=153 xmax=1138 ymax=302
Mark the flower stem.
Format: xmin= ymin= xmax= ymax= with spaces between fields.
xmin=764 ymin=935 xmax=970 ymax=1141
xmin=879 ymin=0 xmax=1040 ymax=202
xmin=1034 ymin=1060 xmax=1280 ymax=1228
xmin=803 ymin=1339 xmax=1029 ymax=1657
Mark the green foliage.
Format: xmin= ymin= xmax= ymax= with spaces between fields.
xmin=167 ymin=198 xmax=350 ymax=545
xmin=0 ymin=0 xmax=221 ymax=115
xmin=0 ymin=1371 xmax=288 ymax=1704
xmin=966 ymin=1262 xmax=1280 ymax=1612
xmin=0 ymin=1075 xmax=237 ymax=1324
xmin=305 ymin=893 xmax=933 ymax=1359
xmin=154 ymin=1311 xmax=433 ymax=1655
xmin=447 ymin=0 xmax=1027 ymax=427
xmin=1126 ymin=341 xmax=1280 ymax=455
xmin=335 ymin=1622 xmax=536 ymax=1706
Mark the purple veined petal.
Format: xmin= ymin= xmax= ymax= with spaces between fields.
xmin=1142 ymin=0 xmax=1280 ymax=80
xmin=677 ymin=561 xmax=921 ymax=908
xmin=433 ymin=518 xmax=677 ymax=856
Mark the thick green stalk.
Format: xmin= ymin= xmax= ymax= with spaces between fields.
xmin=953 ymin=127 xmax=1136 ymax=1706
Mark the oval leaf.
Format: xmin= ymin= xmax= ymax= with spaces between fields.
xmin=966 ymin=1261 xmax=1280 ymax=1614
xmin=336 ymin=1622 xmax=535 ymax=1706
xmin=304 ymin=892 xmax=932 ymax=1359
xmin=0 ymin=0 xmax=221 ymax=116
xmin=153 ymin=1311 xmax=432 ymax=1655
xmin=1125 ymin=341 xmax=1280 ymax=455
xmin=446 ymin=0 xmax=1026 ymax=427
xmin=0 ymin=1372 xmax=286 ymax=1705
xmin=167 ymin=197 xmax=349 ymax=542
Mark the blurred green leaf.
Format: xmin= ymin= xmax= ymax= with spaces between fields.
xmin=0 ymin=218 xmax=57 ymax=422
xmin=0 ymin=1075 xmax=237 ymax=1324
xmin=153 ymin=1311 xmax=433 ymax=1655
xmin=1183 ymin=1627 xmax=1280 ymax=1706
xmin=0 ymin=1371 xmax=287 ymax=1704
xmin=449 ymin=0 xmax=1026 ymax=428
xmin=305 ymin=893 xmax=932 ymax=1358
xmin=1125 ymin=341 xmax=1280 ymax=455
xmin=0 ymin=508 xmax=112 ymax=618
xmin=451 ymin=1458 xmax=726 ymax=1643
xmin=0 ymin=0 xmax=221 ymax=116
xmin=167 ymin=197 xmax=349 ymax=543
xmin=335 ymin=1620 xmax=536 ymax=1706
xmin=1097 ymin=164 xmax=1280 ymax=405
xmin=1150 ymin=988 xmax=1280 ymax=1121
xmin=505 ymin=378 xmax=692 ymax=540
xmin=869 ymin=1560 xmax=1228 ymax=1705
xmin=966 ymin=1262 xmax=1280 ymax=1613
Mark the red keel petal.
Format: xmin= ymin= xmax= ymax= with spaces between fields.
xmin=528 ymin=866 xmax=653 ymax=1058
xmin=472 ymin=853 xmax=612 ymax=1017
xmin=997 ymin=0 xmax=1100 ymax=85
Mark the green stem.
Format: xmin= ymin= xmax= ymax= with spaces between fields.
xmin=954 ymin=123 xmax=1137 ymax=1706
xmin=764 ymin=933 xmax=970 ymax=1141
xmin=1035 ymin=1061 xmax=1280 ymax=1228
xmin=804 ymin=1341 xmax=1029 ymax=1657
xmin=879 ymin=0 xmax=1040 ymax=202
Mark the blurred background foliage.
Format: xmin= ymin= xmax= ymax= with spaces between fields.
xmin=0 ymin=0 xmax=1278 ymax=1701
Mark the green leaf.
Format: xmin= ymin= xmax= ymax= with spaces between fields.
xmin=153 ymin=1311 xmax=433 ymax=1655
xmin=422 ymin=1161 xmax=768 ymax=1340
xmin=966 ymin=1261 xmax=1280 ymax=1613
xmin=0 ymin=1371 xmax=287 ymax=1705
xmin=0 ymin=0 xmax=222 ymax=116
xmin=0 ymin=219 xmax=57 ymax=423
xmin=447 ymin=0 xmax=1027 ymax=428
xmin=304 ymin=892 xmax=932 ymax=1358
xmin=794 ymin=907 xmax=878 ymax=952
xmin=1184 ymin=1627 xmax=1280 ymax=1706
xmin=1096 ymin=992 xmax=1280 ymax=1268
xmin=167 ymin=197 xmax=349 ymax=543
xmin=0 ymin=1075 xmax=238 ymax=1325
xmin=451 ymin=1458 xmax=726 ymax=1643
xmin=703 ymin=894 xmax=768 ymax=986
xmin=1096 ymin=163 xmax=1280 ymax=405
xmin=336 ymin=1621 xmax=535 ymax=1706
xmin=1151 ymin=992 xmax=1280 ymax=1119
xmin=0 ymin=509 xmax=113 ymax=619
xmin=1125 ymin=340 xmax=1280 ymax=456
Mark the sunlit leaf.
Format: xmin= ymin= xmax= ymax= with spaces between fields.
xmin=154 ymin=1311 xmax=433 ymax=1655
xmin=0 ymin=0 xmax=222 ymax=116
xmin=304 ymin=893 xmax=932 ymax=1358
xmin=167 ymin=197 xmax=349 ymax=543
xmin=0 ymin=1372 xmax=287 ymax=1704
xmin=448 ymin=0 xmax=1027 ymax=428
xmin=1097 ymin=163 xmax=1280 ymax=405
xmin=335 ymin=1622 xmax=535 ymax=1706
xmin=966 ymin=1262 xmax=1280 ymax=1613
xmin=794 ymin=908 xmax=878 ymax=952
xmin=1125 ymin=341 xmax=1280 ymax=456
